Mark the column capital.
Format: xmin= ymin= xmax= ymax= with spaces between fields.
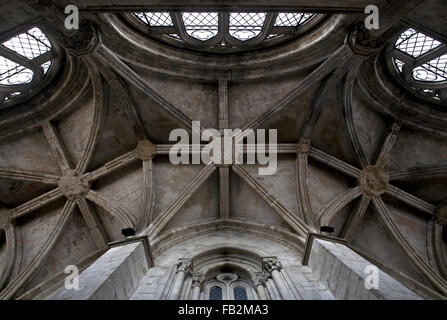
xmin=191 ymin=273 xmax=205 ymax=288
xmin=252 ymin=272 xmax=267 ymax=287
xmin=262 ymin=257 xmax=282 ymax=274
xmin=345 ymin=23 xmax=379 ymax=57
xmin=64 ymin=21 xmax=100 ymax=56
xmin=175 ymin=258 xmax=192 ymax=275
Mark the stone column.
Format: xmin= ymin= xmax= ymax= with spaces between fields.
xmin=252 ymin=272 xmax=268 ymax=300
xmin=168 ymin=258 xmax=192 ymax=300
xmin=190 ymin=273 xmax=204 ymax=300
xmin=263 ymin=257 xmax=293 ymax=300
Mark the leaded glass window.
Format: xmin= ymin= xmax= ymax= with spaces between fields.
xmin=229 ymin=12 xmax=266 ymax=41
xmin=134 ymin=12 xmax=173 ymax=27
xmin=390 ymin=27 xmax=447 ymax=104
xmin=182 ymin=12 xmax=219 ymax=41
xmin=209 ymin=286 xmax=222 ymax=300
xmin=126 ymin=11 xmax=324 ymax=53
xmin=0 ymin=26 xmax=56 ymax=107
xmin=274 ymin=13 xmax=314 ymax=27
xmin=233 ymin=286 xmax=248 ymax=300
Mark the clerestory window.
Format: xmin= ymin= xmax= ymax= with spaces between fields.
xmin=390 ymin=28 xmax=447 ymax=104
xmin=126 ymin=11 xmax=324 ymax=53
xmin=205 ymin=272 xmax=253 ymax=300
xmin=0 ymin=26 xmax=57 ymax=108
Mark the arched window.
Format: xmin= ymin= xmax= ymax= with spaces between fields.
xmin=0 ymin=26 xmax=57 ymax=108
xmin=389 ymin=28 xmax=447 ymax=104
xmin=233 ymin=286 xmax=248 ymax=300
xmin=204 ymin=272 xmax=255 ymax=300
xmin=125 ymin=11 xmax=325 ymax=53
xmin=209 ymin=286 xmax=222 ymax=300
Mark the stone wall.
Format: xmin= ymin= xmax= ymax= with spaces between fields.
xmin=307 ymin=238 xmax=422 ymax=300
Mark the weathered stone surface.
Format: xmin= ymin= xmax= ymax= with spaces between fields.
xmin=434 ymin=203 xmax=447 ymax=226
xmin=359 ymin=166 xmax=390 ymax=198
xmin=132 ymin=139 xmax=156 ymax=160
xmin=308 ymin=239 xmax=422 ymax=300
xmin=58 ymin=170 xmax=90 ymax=199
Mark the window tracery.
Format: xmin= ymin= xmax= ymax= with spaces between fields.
xmin=205 ymin=272 xmax=253 ymax=300
xmin=0 ymin=26 xmax=57 ymax=108
xmin=126 ymin=11 xmax=324 ymax=53
xmin=390 ymin=27 xmax=447 ymax=104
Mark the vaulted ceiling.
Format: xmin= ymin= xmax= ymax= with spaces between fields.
xmin=0 ymin=0 xmax=446 ymax=300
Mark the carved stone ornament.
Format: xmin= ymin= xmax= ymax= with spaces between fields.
xmin=64 ymin=21 xmax=100 ymax=56
xmin=297 ymin=138 xmax=311 ymax=155
xmin=133 ymin=139 xmax=156 ymax=160
xmin=191 ymin=273 xmax=204 ymax=287
xmin=176 ymin=258 xmax=192 ymax=274
xmin=346 ymin=23 xmax=379 ymax=57
xmin=359 ymin=165 xmax=390 ymax=198
xmin=58 ymin=170 xmax=90 ymax=199
xmin=262 ymin=257 xmax=282 ymax=274
xmin=251 ymin=272 xmax=267 ymax=287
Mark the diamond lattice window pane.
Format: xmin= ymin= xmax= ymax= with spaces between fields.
xmin=182 ymin=12 xmax=218 ymax=41
xmin=274 ymin=13 xmax=314 ymax=27
xmin=134 ymin=12 xmax=173 ymax=26
xmin=233 ymin=287 xmax=248 ymax=300
xmin=2 ymin=27 xmax=51 ymax=60
xmin=413 ymin=54 xmax=447 ymax=82
xmin=395 ymin=28 xmax=442 ymax=57
xmin=229 ymin=12 xmax=266 ymax=41
xmin=0 ymin=56 xmax=33 ymax=85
